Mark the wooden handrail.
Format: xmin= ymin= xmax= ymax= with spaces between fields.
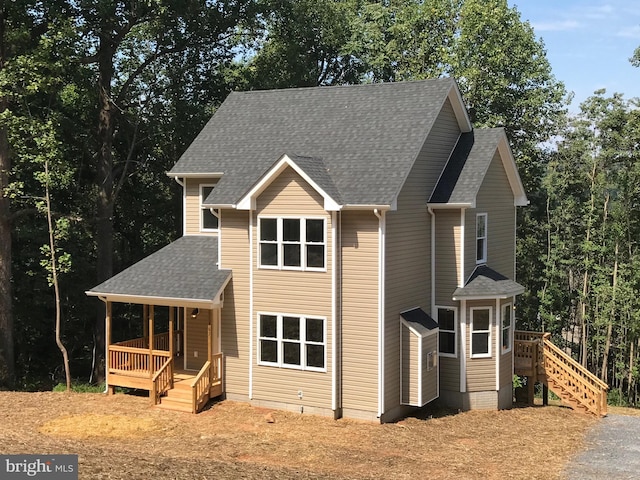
xmin=151 ymin=357 xmax=174 ymax=405
xmin=543 ymin=339 xmax=609 ymax=390
xmin=191 ymin=361 xmax=212 ymax=414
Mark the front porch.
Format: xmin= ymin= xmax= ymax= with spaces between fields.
xmin=105 ymin=304 xmax=224 ymax=413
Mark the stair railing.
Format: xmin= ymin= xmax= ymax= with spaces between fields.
xmin=151 ymin=357 xmax=174 ymax=405
xmin=542 ymin=339 xmax=608 ymax=416
xmin=191 ymin=361 xmax=212 ymax=414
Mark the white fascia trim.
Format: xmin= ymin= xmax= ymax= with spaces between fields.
xmin=166 ymin=172 xmax=224 ymax=178
xmin=496 ymin=132 xmax=529 ymax=207
xmin=182 ymin=180 xmax=187 ymax=236
xmin=460 ymin=299 xmax=467 ymax=393
xmin=85 ymin=292 xmax=217 ymax=309
xmin=202 ymin=203 xmax=236 ymax=209
xmin=331 ymin=211 xmax=338 ymax=412
xmin=427 ymin=202 xmax=474 ymax=210
xmin=343 ymin=204 xmax=394 ymax=211
xmin=452 ymin=291 xmax=525 ymax=302
xmin=236 ymin=154 xmax=342 ymax=211
xmin=447 ymin=83 xmax=473 ymax=133
xmin=418 ymin=336 xmax=423 ymax=407
xmin=374 ymin=209 xmax=386 ymax=417
xmin=249 ymin=210 xmax=254 ymax=399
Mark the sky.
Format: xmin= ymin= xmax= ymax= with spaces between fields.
xmin=509 ymin=0 xmax=640 ymax=112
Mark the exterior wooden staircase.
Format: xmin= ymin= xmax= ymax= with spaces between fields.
xmin=514 ymin=331 xmax=608 ymax=417
xmin=153 ymin=354 xmax=224 ymax=414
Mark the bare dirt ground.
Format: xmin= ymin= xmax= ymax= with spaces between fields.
xmin=0 ymin=391 xmax=599 ymax=479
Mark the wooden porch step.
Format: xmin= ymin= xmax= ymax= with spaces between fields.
xmin=155 ymin=397 xmax=193 ymax=413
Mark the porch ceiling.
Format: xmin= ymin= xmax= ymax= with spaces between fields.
xmin=86 ymin=236 xmax=231 ymax=307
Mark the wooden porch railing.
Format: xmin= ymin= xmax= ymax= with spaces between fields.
xmin=114 ymin=331 xmax=181 ymax=352
xmin=108 ymin=345 xmax=171 ymax=376
xmin=189 ymin=353 xmax=223 ymax=414
xmin=191 ymin=361 xmax=212 ymax=414
xmin=514 ymin=330 xmax=608 ymax=417
xmin=151 ymin=357 xmax=174 ymax=405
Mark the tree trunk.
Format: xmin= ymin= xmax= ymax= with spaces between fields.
xmin=45 ymin=160 xmax=71 ymax=391
xmin=0 ymin=7 xmax=15 ymax=388
xmin=92 ymin=37 xmax=116 ymax=384
xmin=600 ymin=242 xmax=618 ymax=383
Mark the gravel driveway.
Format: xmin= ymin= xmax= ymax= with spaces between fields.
xmin=564 ymin=414 xmax=640 ymax=479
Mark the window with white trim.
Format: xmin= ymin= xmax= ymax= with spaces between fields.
xmin=258 ymin=313 xmax=326 ymax=371
xmin=437 ymin=307 xmax=457 ymax=357
xmin=259 ymin=217 xmax=326 ymax=270
xmin=476 ymin=213 xmax=487 ymax=264
xmin=200 ymin=185 xmax=219 ymax=231
xmin=502 ymin=303 xmax=513 ymax=353
xmin=471 ymin=307 xmax=491 ymax=358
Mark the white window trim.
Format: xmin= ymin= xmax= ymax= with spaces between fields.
xmin=470 ymin=306 xmax=492 ymax=358
xmin=200 ymin=184 xmax=219 ymax=232
xmin=436 ymin=305 xmax=457 ymax=358
xmin=476 ymin=213 xmax=487 ymax=264
xmin=257 ymin=216 xmax=327 ymax=272
xmin=501 ymin=302 xmax=513 ymax=353
xmin=257 ymin=312 xmax=327 ymax=372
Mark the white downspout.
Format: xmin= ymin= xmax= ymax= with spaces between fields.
xmin=459 ymin=209 xmax=467 ymax=396
xmin=496 ymin=298 xmax=501 ymax=392
xmin=374 ymin=208 xmax=385 ymax=418
xmin=249 ymin=210 xmax=254 ymax=400
xmin=331 ymin=211 xmax=338 ymax=412
xmin=428 ymin=207 xmax=436 ymax=317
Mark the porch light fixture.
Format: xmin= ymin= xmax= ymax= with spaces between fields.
xmin=191 ymin=308 xmax=199 ymax=318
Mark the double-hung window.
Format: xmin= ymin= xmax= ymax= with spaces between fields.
xmin=476 ymin=213 xmax=487 ymax=264
xmin=471 ymin=307 xmax=491 ymax=358
xmin=501 ymin=303 xmax=513 ymax=353
xmin=437 ymin=307 xmax=457 ymax=357
xmin=259 ymin=217 xmax=326 ymax=270
xmin=200 ymin=185 xmax=219 ymax=231
xmin=258 ymin=314 xmax=326 ymax=371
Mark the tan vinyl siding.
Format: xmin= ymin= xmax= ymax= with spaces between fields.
xmin=466 ymin=152 xmax=516 ymax=277
xmin=251 ymin=167 xmax=333 ymax=409
xmin=384 ymin=98 xmax=461 ymax=413
xmin=465 ymin=300 xmax=496 ymax=392
xmin=401 ymin=326 xmax=419 ymax=405
xmin=185 ymin=178 xmax=220 ymax=235
xmin=220 ymin=209 xmax=251 ymax=396
xmin=186 ymin=309 xmax=210 ymax=370
xmin=341 ymin=211 xmax=379 ymax=413
xmin=434 ymin=210 xmax=462 ymax=304
xmin=422 ymin=334 xmax=438 ymax=403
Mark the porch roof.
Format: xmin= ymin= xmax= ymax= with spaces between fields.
xmin=86 ymin=236 xmax=231 ymax=308
xmin=452 ymin=265 xmax=524 ymax=300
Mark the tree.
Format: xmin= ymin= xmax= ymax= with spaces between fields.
xmin=71 ymin=0 xmax=256 ymax=382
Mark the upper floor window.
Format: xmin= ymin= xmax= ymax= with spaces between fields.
xmin=471 ymin=307 xmax=491 ymax=358
xmin=259 ymin=217 xmax=326 ymax=270
xmin=501 ymin=303 xmax=513 ymax=353
xmin=476 ymin=213 xmax=487 ymax=264
xmin=258 ymin=313 xmax=326 ymax=371
xmin=437 ymin=306 xmax=457 ymax=357
xmin=200 ymin=185 xmax=219 ymax=231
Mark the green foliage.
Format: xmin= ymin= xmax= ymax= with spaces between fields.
xmin=53 ymin=382 xmax=105 ymax=393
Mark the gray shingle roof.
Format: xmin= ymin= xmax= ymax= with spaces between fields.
xmin=169 ymin=78 xmax=458 ymax=207
xmin=429 ymin=129 xmax=504 ymax=205
xmin=452 ymin=265 xmax=524 ymax=299
xmin=86 ymin=236 xmax=231 ymax=304
xmin=401 ymin=307 xmax=439 ymax=335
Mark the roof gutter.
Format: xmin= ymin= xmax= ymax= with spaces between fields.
xmin=166 ymin=172 xmax=224 ymax=179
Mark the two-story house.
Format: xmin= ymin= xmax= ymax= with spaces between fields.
xmin=86 ymin=78 xmax=529 ymax=421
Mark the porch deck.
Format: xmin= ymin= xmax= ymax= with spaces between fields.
xmin=107 ymin=332 xmax=223 ymax=413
